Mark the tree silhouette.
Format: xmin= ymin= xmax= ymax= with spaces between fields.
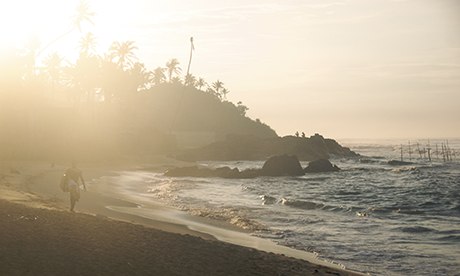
xmin=37 ymin=0 xmax=95 ymax=59
xmin=165 ymin=58 xmax=181 ymax=83
xmin=186 ymin=37 xmax=194 ymax=76
xmin=22 ymin=37 xmax=41 ymax=79
xmin=79 ymin=32 xmax=96 ymax=56
xmin=171 ymin=76 xmax=183 ymax=85
xmin=129 ymin=62 xmax=151 ymax=91
xmin=236 ymin=101 xmax=249 ymax=116
xmin=152 ymin=67 xmax=166 ymax=86
xmin=184 ymin=74 xmax=196 ymax=87
xmin=68 ymin=54 xmax=100 ymax=103
xmin=42 ymin=52 xmax=63 ymax=87
xmin=73 ymin=0 xmax=95 ymax=32
xmin=109 ymin=41 xmax=137 ymax=69
xmin=196 ymin=77 xmax=206 ymax=90
xmin=212 ymin=80 xmax=224 ymax=99
xmin=221 ymin=88 xmax=229 ymax=100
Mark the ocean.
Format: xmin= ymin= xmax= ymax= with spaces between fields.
xmin=97 ymin=139 xmax=460 ymax=275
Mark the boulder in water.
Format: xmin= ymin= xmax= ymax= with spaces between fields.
xmin=388 ymin=160 xmax=414 ymax=166
xmin=165 ymin=155 xmax=308 ymax=178
xmin=304 ymin=159 xmax=340 ymax=173
xmin=261 ymin=155 xmax=305 ymax=176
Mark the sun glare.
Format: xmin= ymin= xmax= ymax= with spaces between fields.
xmin=0 ymin=1 xmax=75 ymax=50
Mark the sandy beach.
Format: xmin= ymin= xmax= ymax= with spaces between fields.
xmin=0 ymin=161 xmax=362 ymax=276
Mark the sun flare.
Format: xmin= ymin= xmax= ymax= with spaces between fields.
xmin=0 ymin=1 xmax=75 ymax=49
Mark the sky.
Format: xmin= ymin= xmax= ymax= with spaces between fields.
xmin=1 ymin=0 xmax=459 ymax=139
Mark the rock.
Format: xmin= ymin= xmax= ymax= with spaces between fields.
xmin=261 ymin=155 xmax=305 ymax=176
xmin=213 ymin=167 xmax=241 ymax=178
xmin=388 ymin=160 xmax=414 ymax=166
xmin=304 ymin=159 xmax=340 ymax=173
xmin=164 ymin=155 xmax=306 ymax=178
xmin=165 ymin=166 xmax=241 ymax=178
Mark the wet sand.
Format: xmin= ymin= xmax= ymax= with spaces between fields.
xmin=0 ymin=162 xmax=363 ymax=275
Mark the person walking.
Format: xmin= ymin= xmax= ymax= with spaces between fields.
xmin=65 ymin=162 xmax=86 ymax=212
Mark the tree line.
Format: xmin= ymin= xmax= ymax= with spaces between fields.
xmin=1 ymin=0 xmax=249 ymax=116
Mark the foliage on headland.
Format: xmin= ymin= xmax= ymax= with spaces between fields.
xmin=0 ymin=1 xmax=353 ymax=162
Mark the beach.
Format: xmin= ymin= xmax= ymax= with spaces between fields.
xmin=0 ymin=161 xmax=360 ymax=276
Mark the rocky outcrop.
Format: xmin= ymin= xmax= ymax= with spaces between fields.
xmin=388 ymin=160 xmax=414 ymax=166
xmin=166 ymin=155 xmax=341 ymax=178
xmin=304 ymin=159 xmax=340 ymax=173
xmin=261 ymin=155 xmax=304 ymax=176
xmin=177 ymin=133 xmax=358 ymax=161
xmin=166 ymin=155 xmax=304 ymax=178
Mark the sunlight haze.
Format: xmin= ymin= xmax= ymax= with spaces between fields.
xmin=2 ymin=0 xmax=459 ymax=138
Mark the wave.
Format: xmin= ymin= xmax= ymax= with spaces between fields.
xmin=436 ymin=235 xmax=460 ymax=242
xmin=280 ymin=198 xmax=325 ymax=210
xmin=279 ymin=198 xmax=358 ymax=214
xmin=396 ymin=226 xmax=435 ymax=233
xmin=183 ymin=206 xmax=266 ymax=231
xmin=260 ymin=195 xmax=277 ymax=205
xmin=391 ymin=166 xmax=418 ymax=173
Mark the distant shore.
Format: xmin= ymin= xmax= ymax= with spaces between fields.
xmin=0 ymin=161 xmax=362 ymax=275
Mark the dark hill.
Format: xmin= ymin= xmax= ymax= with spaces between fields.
xmin=129 ymin=84 xmax=278 ymax=140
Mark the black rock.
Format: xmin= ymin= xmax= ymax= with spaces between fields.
xmin=261 ymin=155 xmax=305 ymax=176
xmin=388 ymin=160 xmax=414 ymax=166
xmin=304 ymin=159 xmax=340 ymax=173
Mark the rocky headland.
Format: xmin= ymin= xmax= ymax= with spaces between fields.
xmin=176 ymin=133 xmax=358 ymax=162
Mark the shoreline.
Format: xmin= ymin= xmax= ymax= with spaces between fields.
xmin=0 ymin=161 xmax=364 ymax=275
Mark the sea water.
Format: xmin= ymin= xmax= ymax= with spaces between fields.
xmin=98 ymin=139 xmax=460 ymax=275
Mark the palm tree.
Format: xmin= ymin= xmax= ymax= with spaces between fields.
xmin=196 ymin=77 xmax=206 ymax=90
xmin=184 ymin=74 xmax=196 ymax=87
xmin=152 ymin=67 xmax=166 ymax=86
xmin=165 ymin=58 xmax=181 ymax=82
xmin=79 ymin=32 xmax=96 ymax=56
xmin=236 ymin=101 xmax=249 ymax=116
xmin=171 ymin=76 xmax=182 ymax=85
xmin=42 ymin=52 xmax=63 ymax=84
xmin=221 ymin=87 xmax=229 ymax=100
xmin=37 ymin=0 xmax=94 ymax=58
xmin=109 ymin=41 xmax=137 ymax=69
xmin=212 ymin=80 xmax=224 ymax=95
xmin=129 ymin=62 xmax=151 ymax=91
xmin=73 ymin=0 xmax=95 ymax=31
xmin=186 ymin=37 xmax=194 ymax=76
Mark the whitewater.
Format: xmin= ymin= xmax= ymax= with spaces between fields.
xmin=97 ymin=139 xmax=460 ymax=275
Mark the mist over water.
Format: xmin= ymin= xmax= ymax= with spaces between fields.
xmin=103 ymin=139 xmax=460 ymax=275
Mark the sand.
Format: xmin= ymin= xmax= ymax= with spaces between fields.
xmin=0 ymin=161 xmax=363 ymax=276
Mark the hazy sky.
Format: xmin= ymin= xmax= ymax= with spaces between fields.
xmin=1 ymin=0 xmax=459 ymax=138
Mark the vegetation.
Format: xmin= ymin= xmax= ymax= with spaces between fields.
xmin=0 ymin=1 xmax=276 ymax=162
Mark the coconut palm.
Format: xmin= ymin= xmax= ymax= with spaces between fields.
xmin=221 ymin=87 xmax=229 ymax=100
xmin=186 ymin=37 xmax=194 ymax=76
xmin=171 ymin=76 xmax=182 ymax=85
xmin=196 ymin=77 xmax=206 ymax=90
xmin=73 ymin=0 xmax=95 ymax=31
xmin=109 ymin=41 xmax=137 ymax=69
xmin=184 ymin=74 xmax=196 ymax=87
xmin=37 ymin=0 xmax=94 ymax=58
xmin=129 ymin=62 xmax=151 ymax=91
xmin=79 ymin=32 xmax=96 ymax=56
xmin=165 ymin=58 xmax=181 ymax=82
xmin=42 ymin=52 xmax=63 ymax=84
xmin=212 ymin=80 xmax=224 ymax=94
xmin=152 ymin=67 xmax=166 ymax=86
